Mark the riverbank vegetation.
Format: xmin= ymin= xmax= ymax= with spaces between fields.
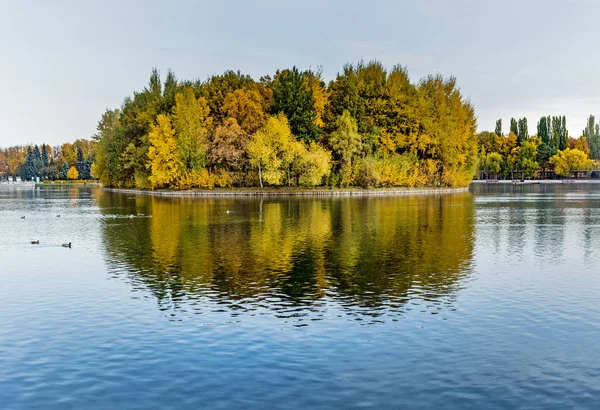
xmin=90 ymin=62 xmax=478 ymax=189
xmin=478 ymin=116 xmax=598 ymax=179
xmin=4 ymin=63 xmax=600 ymax=187
xmin=0 ymin=140 xmax=95 ymax=181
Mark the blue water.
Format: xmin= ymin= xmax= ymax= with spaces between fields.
xmin=1 ymin=184 xmax=599 ymax=409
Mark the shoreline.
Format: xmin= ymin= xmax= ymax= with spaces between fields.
xmin=102 ymin=186 xmax=470 ymax=197
xmin=471 ymin=179 xmax=600 ymax=184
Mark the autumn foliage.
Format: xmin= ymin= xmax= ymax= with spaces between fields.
xmin=91 ymin=62 xmax=479 ymax=190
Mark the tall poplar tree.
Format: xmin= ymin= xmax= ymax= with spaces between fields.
xmin=510 ymin=118 xmax=518 ymax=135
xmin=517 ymin=118 xmax=528 ymax=143
xmin=583 ymin=115 xmax=600 ymax=159
xmin=537 ymin=116 xmax=549 ymax=145
xmin=495 ymin=119 xmax=502 ymax=137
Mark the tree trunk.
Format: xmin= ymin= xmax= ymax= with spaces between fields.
xmin=258 ymin=163 xmax=263 ymax=188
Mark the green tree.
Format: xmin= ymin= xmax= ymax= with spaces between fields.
xmin=272 ymin=67 xmax=320 ymax=143
xmin=537 ymin=116 xmax=549 ymax=145
xmin=41 ymin=143 xmax=49 ymax=167
xmin=536 ymin=143 xmax=554 ymax=171
xmin=583 ymin=115 xmax=600 ymax=160
xmin=328 ymin=111 xmax=362 ymax=186
xmin=495 ymin=119 xmax=502 ymax=137
xmin=517 ymin=139 xmax=539 ymax=177
xmin=517 ymin=118 xmax=528 ymax=143
xmin=510 ymin=118 xmax=518 ymax=135
xmin=484 ymin=152 xmax=503 ymax=177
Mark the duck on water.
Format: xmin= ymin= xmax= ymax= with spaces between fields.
xmin=30 ymin=241 xmax=72 ymax=248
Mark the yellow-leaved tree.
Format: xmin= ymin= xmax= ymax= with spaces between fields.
xmin=222 ymin=89 xmax=266 ymax=134
xmin=550 ymin=148 xmax=595 ymax=177
xmin=247 ymin=114 xmax=296 ymax=188
xmin=298 ymin=142 xmax=332 ymax=186
xmin=67 ymin=166 xmax=79 ymax=181
xmin=147 ymin=114 xmax=181 ymax=189
xmin=172 ymin=87 xmax=211 ymax=173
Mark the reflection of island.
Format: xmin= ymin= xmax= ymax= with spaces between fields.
xmin=97 ymin=192 xmax=475 ymax=321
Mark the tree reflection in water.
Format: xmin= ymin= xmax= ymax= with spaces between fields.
xmin=97 ymin=192 xmax=475 ymax=324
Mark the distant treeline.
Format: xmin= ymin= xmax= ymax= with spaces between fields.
xmin=4 ymin=62 xmax=600 ymax=186
xmin=0 ymin=140 xmax=95 ymax=181
xmin=479 ymin=115 xmax=599 ymax=178
xmin=88 ymin=61 xmax=478 ymax=189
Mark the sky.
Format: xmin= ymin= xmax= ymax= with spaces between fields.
xmin=1 ymin=0 xmax=600 ymax=147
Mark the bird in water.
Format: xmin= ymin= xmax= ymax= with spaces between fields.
xmin=225 ymin=210 xmax=233 ymax=215
xmin=31 ymin=240 xmax=39 ymax=245
xmin=21 ymin=216 xmax=25 ymax=219
xmin=57 ymin=215 xmax=61 ymax=218
xmin=62 ymin=242 xmax=72 ymax=248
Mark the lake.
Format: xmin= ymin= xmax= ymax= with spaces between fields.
xmin=1 ymin=184 xmax=600 ymax=409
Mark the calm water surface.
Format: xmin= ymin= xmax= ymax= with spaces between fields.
xmin=1 ymin=184 xmax=600 ymax=409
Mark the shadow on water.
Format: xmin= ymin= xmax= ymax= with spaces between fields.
xmin=96 ymin=191 xmax=476 ymax=323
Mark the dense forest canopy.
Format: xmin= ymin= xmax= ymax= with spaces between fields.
xmin=2 ymin=61 xmax=599 ymax=186
xmin=90 ymin=61 xmax=479 ymax=189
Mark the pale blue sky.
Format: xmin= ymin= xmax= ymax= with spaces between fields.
xmin=1 ymin=0 xmax=600 ymax=146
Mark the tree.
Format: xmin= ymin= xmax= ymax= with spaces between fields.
xmin=560 ymin=116 xmax=568 ymax=150
xmin=75 ymin=146 xmax=91 ymax=180
xmin=484 ymin=152 xmax=503 ymax=177
xmin=209 ymin=118 xmax=249 ymax=172
xmin=550 ymin=148 xmax=594 ymax=177
xmin=537 ymin=116 xmax=550 ymax=145
xmin=200 ymin=70 xmax=255 ymax=121
xmin=67 ymin=166 xmax=79 ymax=181
xmin=61 ymin=162 xmax=69 ymax=180
xmin=478 ymin=131 xmax=501 ymax=154
xmin=147 ymin=114 xmax=181 ymax=189
xmin=297 ymin=142 xmax=331 ymax=186
xmin=247 ymin=114 xmax=296 ymax=187
xmin=222 ymin=89 xmax=266 ymax=134
xmin=495 ymin=119 xmax=502 ymax=137
xmin=91 ymin=109 xmax=121 ymax=186
xmin=418 ymin=74 xmax=478 ymax=186
xmin=510 ymin=118 xmax=518 ymax=135
xmin=536 ymin=143 xmax=554 ymax=171
xmin=551 ymin=115 xmax=568 ymax=150
xmin=328 ymin=111 xmax=362 ymax=186
xmin=272 ymin=67 xmax=320 ymax=143
xmin=517 ymin=139 xmax=539 ymax=177
xmin=172 ymin=87 xmax=211 ymax=172
xmin=517 ymin=118 xmax=528 ymax=143
xmin=303 ymin=69 xmax=329 ymax=129
xmin=569 ymin=136 xmax=590 ymax=156
xmin=583 ymin=115 xmax=600 ymax=160
xmin=41 ymin=143 xmax=49 ymax=167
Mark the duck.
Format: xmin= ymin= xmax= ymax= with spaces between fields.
xmin=31 ymin=240 xmax=39 ymax=245
xmin=62 ymin=242 xmax=72 ymax=248
xmin=56 ymin=215 xmax=61 ymax=218
xmin=21 ymin=216 xmax=25 ymax=219
xmin=225 ymin=210 xmax=233 ymax=215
